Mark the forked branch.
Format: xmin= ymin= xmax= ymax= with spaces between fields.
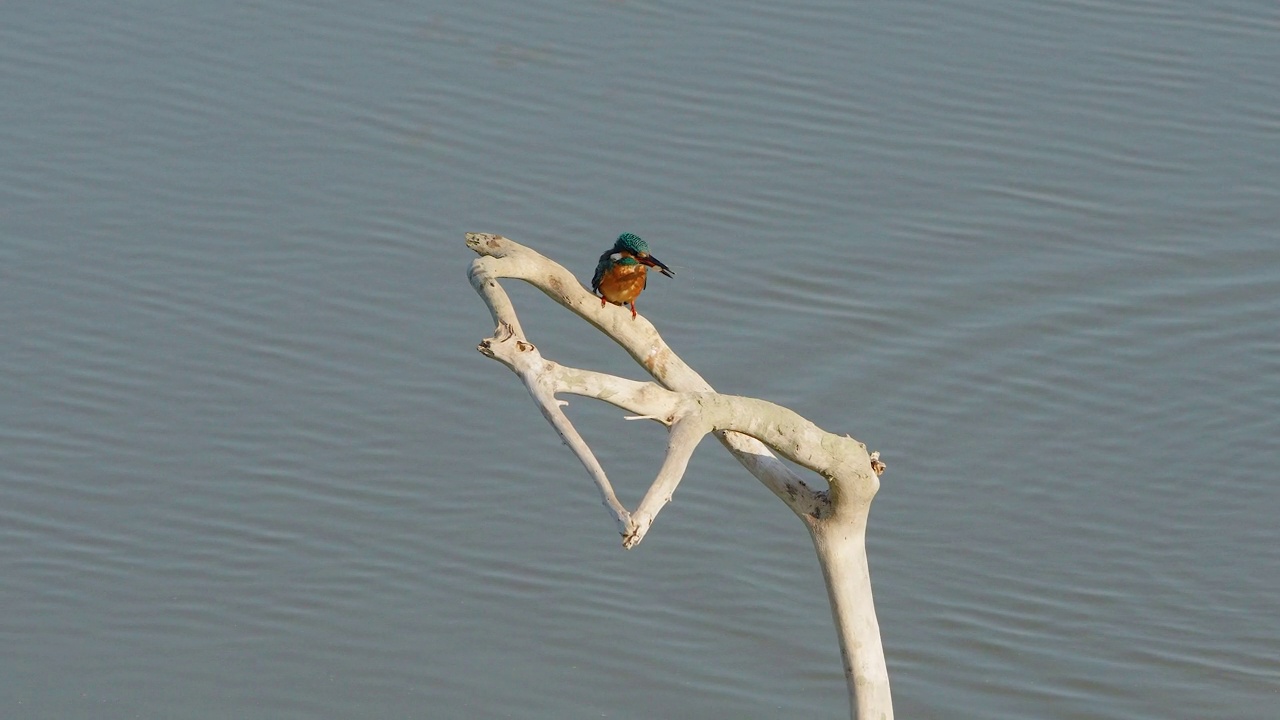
xmin=467 ymin=232 xmax=891 ymax=719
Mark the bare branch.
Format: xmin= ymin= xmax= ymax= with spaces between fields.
xmin=466 ymin=232 xmax=831 ymax=519
xmin=478 ymin=322 xmax=631 ymax=534
xmin=466 ymin=233 xmax=892 ymax=719
xmin=625 ymin=415 xmax=709 ymax=548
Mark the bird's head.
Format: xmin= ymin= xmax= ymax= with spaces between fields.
xmin=613 ymin=233 xmax=674 ymax=278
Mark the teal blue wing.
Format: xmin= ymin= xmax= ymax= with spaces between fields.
xmin=591 ymin=250 xmax=612 ymax=292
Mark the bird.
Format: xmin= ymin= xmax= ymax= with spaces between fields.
xmin=591 ymin=233 xmax=674 ymax=319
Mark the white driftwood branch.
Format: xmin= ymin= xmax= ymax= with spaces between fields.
xmin=467 ymin=232 xmax=892 ymax=720
xmin=477 ymin=323 xmax=633 ymax=533
xmin=466 ymin=233 xmax=834 ymax=518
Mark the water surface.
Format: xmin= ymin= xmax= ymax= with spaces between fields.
xmin=2 ymin=1 xmax=1278 ymax=718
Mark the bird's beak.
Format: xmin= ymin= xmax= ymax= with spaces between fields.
xmin=639 ymin=254 xmax=675 ymax=278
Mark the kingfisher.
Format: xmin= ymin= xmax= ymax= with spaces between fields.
xmin=591 ymin=233 xmax=675 ymax=319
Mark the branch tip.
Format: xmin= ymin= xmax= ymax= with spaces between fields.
xmin=869 ymin=451 xmax=886 ymax=476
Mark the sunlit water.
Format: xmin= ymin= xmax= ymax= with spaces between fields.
xmin=3 ymin=1 xmax=1278 ymax=718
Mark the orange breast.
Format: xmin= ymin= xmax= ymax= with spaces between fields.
xmin=597 ymin=264 xmax=648 ymax=304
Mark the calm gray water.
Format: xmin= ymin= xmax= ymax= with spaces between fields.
xmin=3 ymin=1 xmax=1278 ymax=718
